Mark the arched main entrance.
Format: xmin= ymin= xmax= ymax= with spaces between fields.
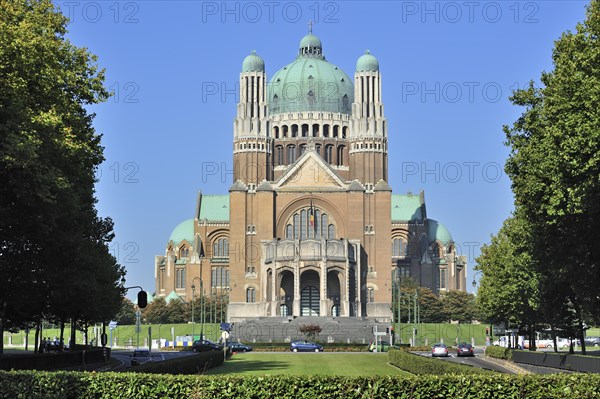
xmin=300 ymin=270 xmax=320 ymax=316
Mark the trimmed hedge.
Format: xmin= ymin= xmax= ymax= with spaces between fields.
xmin=131 ymin=351 xmax=225 ymax=374
xmin=388 ymin=349 xmax=491 ymax=375
xmin=485 ymin=345 xmax=512 ymax=360
xmin=1 ymin=371 xmax=599 ymax=398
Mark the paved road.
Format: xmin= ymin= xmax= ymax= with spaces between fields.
xmin=413 ymin=350 xmax=516 ymax=374
xmin=109 ymin=349 xmax=195 ymax=371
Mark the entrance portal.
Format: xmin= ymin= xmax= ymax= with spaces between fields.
xmin=301 ymin=286 xmax=319 ymax=316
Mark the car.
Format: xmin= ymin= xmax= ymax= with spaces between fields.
xmin=130 ymin=349 xmax=151 ymax=366
xmin=192 ymin=339 xmax=223 ymax=353
xmin=290 ymin=339 xmax=323 ymax=352
xmin=229 ymin=341 xmax=253 ymax=352
xmin=456 ymin=342 xmax=475 ymax=357
xmin=431 ymin=343 xmax=449 ymax=357
xmin=584 ymin=336 xmax=600 ymax=347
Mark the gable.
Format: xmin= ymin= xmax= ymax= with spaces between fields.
xmin=275 ymin=150 xmax=346 ymax=190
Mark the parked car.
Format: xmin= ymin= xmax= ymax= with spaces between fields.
xmin=290 ymin=340 xmax=323 ymax=352
xmin=130 ymin=349 xmax=151 ymax=366
xmin=456 ymin=342 xmax=475 ymax=357
xmin=431 ymin=343 xmax=448 ymax=357
xmin=192 ymin=339 xmax=222 ymax=352
xmin=229 ymin=341 xmax=253 ymax=352
xmin=584 ymin=336 xmax=600 ymax=347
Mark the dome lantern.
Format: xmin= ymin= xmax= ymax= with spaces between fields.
xmin=242 ymin=50 xmax=265 ymax=72
xmin=356 ymin=50 xmax=379 ymax=72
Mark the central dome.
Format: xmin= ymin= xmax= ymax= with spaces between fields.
xmin=268 ymin=34 xmax=354 ymax=115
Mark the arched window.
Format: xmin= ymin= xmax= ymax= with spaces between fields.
xmin=333 ymin=125 xmax=339 ymax=138
xmin=337 ymin=146 xmax=344 ymax=165
xmin=246 ymin=287 xmax=256 ymax=303
xmin=291 ymin=124 xmax=298 ymax=137
xmin=179 ymin=246 xmax=189 ymax=258
xmin=367 ymin=288 xmax=374 ymax=303
xmin=323 ymin=124 xmax=330 ymax=137
xmin=272 ymin=95 xmax=279 ymax=112
xmin=325 ymin=145 xmax=333 ymax=163
xmin=287 ymin=208 xmax=334 ymax=240
xmin=392 ymin=238 xmax=407 ymax=257
xmin=287 ymin=145 xmax=296 ymax=164
xmin=213 ymin=238 xmax=229 ymax=258
xmin=273 ymin=126 xmax=279 ymax=138
xmin=300 ymin=209 xmax=307 ymax=239
xmin=276 ymin=145 xmax=284 ymax=166
xmin=302 ymin=124 xmax=309 ymax=137
xmin=293 ymin=213 xmax=300 ymax=239
xmin=299 ymin=144 xmax=307 ymax=156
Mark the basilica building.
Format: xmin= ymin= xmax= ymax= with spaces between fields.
xmin=155 ymin=32 xmax=466 ymax=322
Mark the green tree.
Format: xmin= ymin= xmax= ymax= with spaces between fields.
xmin=475 ymin=214 xmax=541 ymax=349
xmin=115 ymin=298 xmax=137 ymax=325
xmin=440 ymin=291 xmax=478 ymax=324
xmin=504 ymin=0 xmax=600 ymax=352
xmin=0 ymin=0 xmax=118 ymax=354
xmin=142 ymin=297 xmax=169 ymax=324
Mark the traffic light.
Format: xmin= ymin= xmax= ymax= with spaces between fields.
xmin=138 ymin=290 xmax=148 ymax=308
xmin=386 ymin=327 xmax=390 ymax=334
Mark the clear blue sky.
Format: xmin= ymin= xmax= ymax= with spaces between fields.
xmin=58 ymin=0 xmax=589 ymax=297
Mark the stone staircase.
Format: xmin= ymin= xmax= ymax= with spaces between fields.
xmin=230 ymin=317 xmax=394 ymax=344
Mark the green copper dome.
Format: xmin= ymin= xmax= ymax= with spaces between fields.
xmin=356 ymin=50 xmax=379 ymax=72
xmin=242 ymin=51 xmax=265 ymax=72
xmin=428 ymin=219 xmax=453 ymax=246
xmin=268 ymin=34 xmax=353 ymax=114
xmin=299 ymin=34 xmax=322 ymax=52
xmin=169 ymin=219 xmax=194 ymax=244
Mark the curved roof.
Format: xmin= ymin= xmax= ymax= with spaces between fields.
xmin=169 ymin=219 xmax=195 ymax=245
xmin=356 ymin=50 xmax=379 ymax=72
xmin=165 ymin=290 xmax=182 ymax=304
xmin=391 ymin=194 xmax=423 ymax=222
xmin=198 ymin=195 xmax=229 ymax=222
xmin=268 ymin=34 xmax=353 ymax=114
xmin=428 ymin=219 xmax=453 ymax=245
xmin=242 ymin=51 xmax=265 ymax=72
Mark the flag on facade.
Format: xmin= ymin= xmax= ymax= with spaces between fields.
xmin=309 ymin=199 xmax=315 ymax=228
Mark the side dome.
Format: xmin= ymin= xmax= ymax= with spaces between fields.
xmin=242 ymin=51 xmax=265 ymax=72
xmin=268 ymin=34 xmax=353 ymax=114
xmin=428 ymin=219 xmax=453 ymax=246
xmin=356 ymin=50 xmax=379 ymax=72
xmin=169 ymin=219 xmax=195 ymax=245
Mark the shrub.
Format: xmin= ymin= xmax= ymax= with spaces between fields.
xmin=299 ymin=324 xmax=322 ymax=341
xmin=0 ymin=371 xmax=599 ymax=399
xmin=388 ymin=349 xmax=491 ymax=375
xmin=485 ymin=345 xmax=512 ymax=360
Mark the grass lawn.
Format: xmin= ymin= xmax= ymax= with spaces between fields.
xmin=206 ymin=353 xmax=411 ymax=376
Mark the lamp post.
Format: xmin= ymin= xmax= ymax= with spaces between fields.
xmin=191 ymin=283 xmax=196 ymax=341
xmin=191 ymin=276 xmax=203 ymax=341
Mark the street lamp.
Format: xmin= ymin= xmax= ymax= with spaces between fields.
xmin=191 ymin=277 xmax=202 ymax=341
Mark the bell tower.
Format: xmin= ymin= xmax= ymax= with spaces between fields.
xmin=233 ymin=51 xmax=271 ymax=184
xmin=350 ymin=50 xmax=388 ymax=184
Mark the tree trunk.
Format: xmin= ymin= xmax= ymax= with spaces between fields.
xmin=550 ymin=324 xmax=558 ymax=353
xmin=70 ymin=319 xmax=76 ymax=348
xmin=575 ymin=302 xmax=587 ymax=355
xmin=59 ymin=320 xmax=65 ymax=351
xmin=34 ymin=323 xmax=40 ymax=354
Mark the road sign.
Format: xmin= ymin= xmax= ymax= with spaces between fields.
xmin=374 ymin=332 xmax=387 ymax=336
xmin=109 ymin=321 xmax=118 ymax=330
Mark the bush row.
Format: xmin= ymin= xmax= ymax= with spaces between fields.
xmin=1 ymin=371 xmax=599 ymax=399
xmin=388 ymin=349 xmax=491 ymax=375
xmin=131 ymin=351 xmax=225 ymax=374
xmin=485 ymin=345 xmax=512 ymax=360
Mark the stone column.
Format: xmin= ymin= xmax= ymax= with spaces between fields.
xmin=293 ymin=257 xmax=300 ymax=316
xmin=320 ymin=261 xmax=328 ymax=316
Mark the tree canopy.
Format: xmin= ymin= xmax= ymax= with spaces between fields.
xmin=478 ymin=0 xmax=600 ymax=353
xmin=0 ymin=0 xmax=124 ymax=353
